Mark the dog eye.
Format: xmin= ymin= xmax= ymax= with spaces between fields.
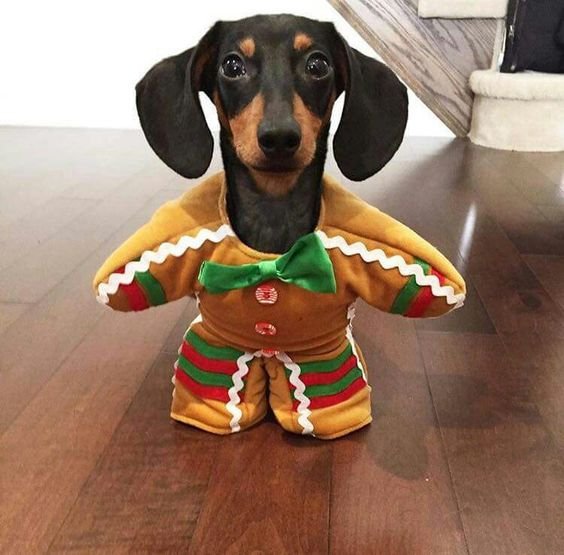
xmin=221 ymin=54 xmax=247 ymax=79
xmin=305 ymin=53 xmax=330 ymax=79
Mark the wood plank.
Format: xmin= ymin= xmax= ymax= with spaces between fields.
xmin=419 ymin=332 xmax=564 ymax=555
xmin=406 ymin=138 xmax=564 ymax=553
xmin=522 ymin=151 xmax=564 ymax=188
xmin=478 ymin=149 xmax=564 ymax=208
xmin=469 ymin=258 xmax=564 ymax=455
xmin=0 ymin=295 xmax=187 ymax=553
xmin=2 ymin=128 xmax=564 ymax=554
xmin=537 ymin=203 xmax=564 ymax=226
xmin=329 ymin=303 xmax=467 ymax=554
xmin=0 ymin=195 xmax=149 ymax=303
xmin=352 ymin=135 xmax=564 ymax=553
xmin=462 ymin=146 xmax=564 ymax=256
xmin=343 ymin=133 xmax=564 ymax=468
xmin=0 ymin=197 xmax=97 ymax=271
xmin=0 ymin=127 xmax=102 ymax=176
xmin=0 ymin=190 xmax=178 ymax=434
xmin=0 ymin=302 xmax=29 ymax=335
xmin=471 ymin=265 xmax=564 ymax=338
xmin=523 ymin=255 xmax=564 ymax=311
xmin=410 ymin=139 xmax=564 ymax=443
xmin=63 ymin=302 xmax=331 ymax=554
xmin=0 ymin=128 xmax=146 ymax=186
xmin=0 ymin=128 xmax=150 ymax=226
xmin=328 ymin=0 xmax=497 ymax=136
xmin=48 ymin=351 xmax=214 ymax=554
xmin=67 ymin=142 xmax=222 ymax=202
xmin=188 ymin=421 xmax=331 ymax=554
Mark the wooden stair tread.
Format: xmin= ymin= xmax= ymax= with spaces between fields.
xmin=328 ymin=0 xmax=499 ymax=136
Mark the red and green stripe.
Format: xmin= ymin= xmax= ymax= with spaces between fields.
xmin=297 ymin=344 xmax=353 ymax=374
xmin=390 ymin=259 xmax=445 ymax=317
xmin=287 ymin=343 xmax=367 ymax=410
xmin=184 ymin=329 xmax=245 ymax=360
xmin=114 ymin=264 xmax=167 ymax=311
xmin=179 ymin=341 xmax=238 ymax=374
xmin=175 ymin=369 xmax=233 ymax=403
xmin=300 ymin=354 xmax=357 ymax=386
xmin=406 ymin=268 xmax=446 ymax=317
xmin=175 ymin=330 xmax=245 ymax=402
xmin=135 ymin=269 xmax=166 ymax=306
xmin=300 ymin=377 xmax=366 ymax=410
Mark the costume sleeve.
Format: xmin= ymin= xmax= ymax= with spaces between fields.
xmin=93 ymin=198 xmax=229 ymax=312
xmin=321 ymin=209 xmax=466 ymax=318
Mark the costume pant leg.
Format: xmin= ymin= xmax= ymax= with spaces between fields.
xmin=265 ymin=338 xmax=373 ymax=439
xmin=170 ymin=321 xmax=268 ymax=435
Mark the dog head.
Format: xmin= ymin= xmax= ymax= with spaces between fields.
xmin=136 ymin=14 xmax=408 ymax=190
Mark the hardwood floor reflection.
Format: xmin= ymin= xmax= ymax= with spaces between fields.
xmin=0 ymin=128 xmax=563 ymax=554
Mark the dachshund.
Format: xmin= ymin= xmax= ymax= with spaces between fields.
xmin=95 ymin=17 xmax=467 ymax=439
xmin=136 ymin=14 xmax=408 ymax=254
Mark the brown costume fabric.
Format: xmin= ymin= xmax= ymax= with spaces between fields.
xmin=93 ymin=172 xmax=466 ymax=438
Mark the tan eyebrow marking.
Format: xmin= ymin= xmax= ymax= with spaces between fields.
xmin=294 ymin=33 xmax=313 ymax=51
xmin=229 ymin=93 xmax=265 ymax=165
xmin=238 ymin=37 xmax=255 ymax=58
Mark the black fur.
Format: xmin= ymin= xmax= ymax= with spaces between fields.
xmin=136 ymin=14 xmax=408 ymax=253
xmin=333 ymin=45 xmax=408 ymax=180
xmin=221 ymin=126 xmax=328 ymax=253
xmin=136 ymin=23 xmax=220 ymax=179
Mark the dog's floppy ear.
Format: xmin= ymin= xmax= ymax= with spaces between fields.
xmin=136 ymin=23 xmax=221 ymax=178
xmin=332 ymin=35 xmax=408 ymax=181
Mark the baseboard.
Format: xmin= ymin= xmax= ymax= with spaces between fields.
xmin=418 ymin=0 xmax=508 ymax=19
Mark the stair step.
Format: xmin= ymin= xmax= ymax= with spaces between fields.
xmin=328 ymin=0 xmax=498 ymax=136
xmin=471 ymin=70 xmax=564 ymax=100
xmin=418 ymin=0 xmax=508 ymax=19
xmin=469 ymin=70 xmax=564 ymax=151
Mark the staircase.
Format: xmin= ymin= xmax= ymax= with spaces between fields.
xmin=327 ymin=0 xmax=499 ymax=137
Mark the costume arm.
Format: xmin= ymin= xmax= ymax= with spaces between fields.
xmin=321 ymin=209 xmax=466 ymax=318
xmin=93 ymin=199 xmax=230 ymax=312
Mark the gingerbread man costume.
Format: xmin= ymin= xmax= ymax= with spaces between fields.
xmin=94 ymin=172 xmax=466 ymax=439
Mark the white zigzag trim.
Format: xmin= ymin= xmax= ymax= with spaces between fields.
xmin=276 ymin=352 xmax=314 ymax=435
xmin=96 ymin=224 xmax=235 ymax=304
xmin=316 ymin=230 xmax=465 ymax=309
xmin=176 ymin=313 xmax=250 ymax=434
xmin=226 ymin=352 xmax=254 ymax=433
xmin=346 ymin=304 xmax=367 ymax=382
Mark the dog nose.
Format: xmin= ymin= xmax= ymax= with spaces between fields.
xmin=258 ymin=121 xmax=301 ymax=158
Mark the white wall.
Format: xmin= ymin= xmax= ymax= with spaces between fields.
xmin=0 ymin=0 xmax=452 ymax=137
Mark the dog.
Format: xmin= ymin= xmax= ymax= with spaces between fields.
xmin=94 ymin=14 xmax=465 ymax=438
xmin=136 ymin=14 xmax=408 ymax=253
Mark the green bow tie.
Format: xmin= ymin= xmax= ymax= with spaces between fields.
xmin=198 ymin=232 xmax=337 ymax=294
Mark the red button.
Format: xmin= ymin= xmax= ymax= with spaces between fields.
xmin=255 ymin=322 xmax=277 ymax=336
xmin=255 ymin=284 xmax=278 ymax=305
xmin=255 ymin=285 xmax=278 ymax=304
xmin=262 ymin=348 xmax=280 ymax=357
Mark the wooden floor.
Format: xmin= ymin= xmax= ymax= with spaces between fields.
xmin=0 ymin=127 xmax=563 ymax=554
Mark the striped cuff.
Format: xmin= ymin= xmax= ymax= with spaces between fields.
xmin=286 ymin=343 xmax=367 ymax=411
xmin=390 ymin=259 xmax=446 ymax=317
xmin=174 ymin=330 xmax=245 ymax=403
xmin=112 ymin=264 xmax=167 ymax=311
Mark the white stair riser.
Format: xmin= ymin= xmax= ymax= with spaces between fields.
xmin=470 ymin=96 xmax=564 ymax=152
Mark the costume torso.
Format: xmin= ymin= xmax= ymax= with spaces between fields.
xmin=94 ymin=172 xmax=466 ymax=438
